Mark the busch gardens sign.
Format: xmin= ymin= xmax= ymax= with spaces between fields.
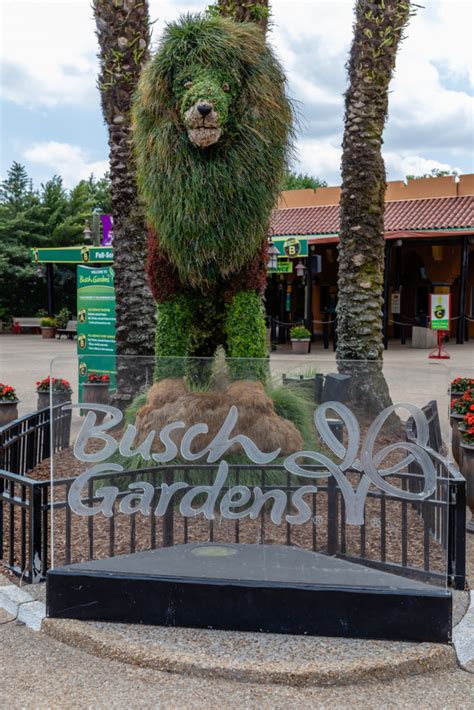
xmin=65 ymin=401 xmax=439 ymax=527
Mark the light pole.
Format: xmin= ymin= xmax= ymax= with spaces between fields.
xmin=267 ymin=240 xmax=280 ymax=344
xmin=83 ymin=221 xmax=92 ymax=245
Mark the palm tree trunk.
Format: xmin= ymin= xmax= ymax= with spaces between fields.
xmin=93 ymin=0 xmax=156 ymax=407
xmin=336 ymin=0 xmax=413 ymax=412
xmin=216 ymin=1 xmax=269 ymax=33
xmin=337 ymin=0 xmax=412 ymax=362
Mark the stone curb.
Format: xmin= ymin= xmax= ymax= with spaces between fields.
xmin=453 ymin=592 xmax=474 ymax=670
xmin=0 ymin=585 xmax=45 ymax=631
xmin=42 ymin=618 xmax=456 ymax=688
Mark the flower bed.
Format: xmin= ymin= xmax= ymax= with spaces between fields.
xmin=0 ymin=383 xmax=17 ymax=402
xmin=36 ymin=376 xmax=72 ymax=393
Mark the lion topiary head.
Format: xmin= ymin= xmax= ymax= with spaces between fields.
xmin=132 ymin=14 xmax=293 ymax=289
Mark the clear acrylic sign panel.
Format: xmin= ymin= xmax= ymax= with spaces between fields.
xmin=50 ymin=354 xmax=454 ymax=590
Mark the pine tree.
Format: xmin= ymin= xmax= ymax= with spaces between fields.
xmin=0 ymin=164 xmax=47 ymax=319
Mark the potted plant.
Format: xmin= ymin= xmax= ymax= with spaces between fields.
xmin=0 ymin=383 xmax=19 ymax=427
xmin=82 ymin=373 xmax=110 ymax=423
xmin=289 ymin=325 xmax=311 ymax=354
xmin=450 ymin=389 xmax=473 ymax=465
xmin=450 ymin=377 xmax=474 ymax=400
xmin=460 ymin=406 xmax=474 ymax=533
xmin=40 ymin=317 xmax=58 ymax=339
xmin=36 ymin=376 xmax=73 ymax=410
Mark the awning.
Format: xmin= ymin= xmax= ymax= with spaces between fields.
xmin=306 ymin=228 xmax=474 ymax=247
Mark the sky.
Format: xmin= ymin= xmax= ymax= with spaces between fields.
xmin=1 ymin=0 xmax=473 ymax=190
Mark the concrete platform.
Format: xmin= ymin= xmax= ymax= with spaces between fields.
xmin=46 ymin=543 xmax=452 ymax=642
xmin=42 ymin=616 xmax=456 ymax=687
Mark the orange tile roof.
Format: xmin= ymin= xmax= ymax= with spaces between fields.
xmin=270 ymin=195 xmax=474 ymax=236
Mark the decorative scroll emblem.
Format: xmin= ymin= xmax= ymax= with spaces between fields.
xmin=66 ymin=402 xmax=439 ymax=526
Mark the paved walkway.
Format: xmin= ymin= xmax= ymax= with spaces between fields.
xmin=1 ymin=333 xmax=473 ymax=419
xmin=0 ymin=621 xmax=473 ymax=709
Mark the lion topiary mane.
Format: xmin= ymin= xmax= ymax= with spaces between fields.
xmin=132 ymin=13 xmax=293 ymax=376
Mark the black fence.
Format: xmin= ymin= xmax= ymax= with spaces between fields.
xmin=0 ymin=407 xmax=467 ymax=589
xmin=0 ymin=405 xmax=70 ymax=582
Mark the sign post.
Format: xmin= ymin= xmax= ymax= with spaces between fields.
xmin=429 ymin=293 xmax=450 ymax=359
xmin=77 ymin=265 xmax=117 ymax=400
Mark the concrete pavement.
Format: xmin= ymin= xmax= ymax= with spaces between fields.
xmin=1 ymin=333 xmax=473 ymax=420
xmin=0 ymin=620 xmax=473 ymax=709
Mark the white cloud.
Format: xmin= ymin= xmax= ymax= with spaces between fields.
xmin=0 ymin=0 xmax=202 ymax=107
xmin=23 ymin=141 xmax=108 ymax=187
xmin=270 ymin=0 xmax=474 ymax=181
xmin=384 ymin=153 xmax=462 ymax=180
xmin=294 ymin=137 xmax=342 ymax=184
xmin=1 ymin=0 xmax=98 ymax=107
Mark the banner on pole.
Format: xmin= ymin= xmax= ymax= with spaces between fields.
xmin=430 ymin=294 xmax=450 ymax=331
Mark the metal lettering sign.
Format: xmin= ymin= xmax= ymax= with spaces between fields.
xmin=65 ymin=401 xmax=438 ymax=527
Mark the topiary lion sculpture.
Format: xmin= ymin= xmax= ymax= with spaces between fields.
xmin=133 ymin=14 xmax=292 ymax=379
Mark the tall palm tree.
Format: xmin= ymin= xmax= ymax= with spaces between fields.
xmin=93 ymin=0 xmax=155 ymax=406
xmin=336 ymin=0 xmax=413 ymax=409
xmin=216 ymin=1 xmax=269 ymax=33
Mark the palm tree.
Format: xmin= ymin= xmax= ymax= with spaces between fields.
xmin=215 ymin=1 xmax=269 ymax=33
xmin=92 ymin=0 xmax=156 ymax=406
xmin=336 ymin=0 xmax=414 ymax=410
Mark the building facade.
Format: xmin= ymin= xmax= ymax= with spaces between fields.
xmin=267 ymin=174 xmax=474 ymax=346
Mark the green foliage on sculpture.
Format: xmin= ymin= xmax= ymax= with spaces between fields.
xmin=226 ymin=291 xmax=268 ymax=381
xmin=154 ymin=296 xmax=194 ymax=379
xmin=133 ymin=13 xmax=293 ymax=289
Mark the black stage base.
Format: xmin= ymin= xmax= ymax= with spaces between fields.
xmin=47 ymin=543 xmax=451 ymax=643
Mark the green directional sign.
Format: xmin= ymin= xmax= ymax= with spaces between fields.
xmin=77 ymin=265 xmax=116 ymax=401
xmin=32 ymin=246 xmax=114 ymax=264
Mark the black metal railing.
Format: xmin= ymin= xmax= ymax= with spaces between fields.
xmin=0 ymin=405 xmax=71 ymax=475
xmin=0 ymin=405 xmax=70 ymax=582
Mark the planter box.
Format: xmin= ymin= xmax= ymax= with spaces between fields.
xmin=291 ymin=339 xmax=310 ymax=355
xmin=82 ymin=383 xmax=110 ymax=424
xmin=41 ymin=327 xmax=56 ymax=339
xmin=411 ymin=326 xmax=437 ymax=349
xmin=450 ymin=413 xmax=465 ymax=466
xmin=460 ymin=443 xmax=474 ymax=533
xmin=0 ymin=400 xmax=19 ymax=427
xmin=37 ymin=390 xmax=72 ymax=411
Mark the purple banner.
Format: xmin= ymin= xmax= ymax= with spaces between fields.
xmin=100 ymin=214 xmax=114 ymax=246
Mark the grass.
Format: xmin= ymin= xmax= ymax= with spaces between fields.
xmin=103 ymin=373 xmax=321 ymax=490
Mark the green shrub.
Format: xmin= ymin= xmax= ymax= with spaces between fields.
xmin=269 ymin=384 xmax=317 ymax=449
xmin=56 ymin=307 xmax=70 ymax=329
xmin=40 ymin=317 xmax=58 ymax=328
xmin=290 ymin=325 xmax=311 ymax=340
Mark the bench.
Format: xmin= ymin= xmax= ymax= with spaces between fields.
xmin=57 ymin=320 xmax=77 ymax=340
xmin=12 ymin=317 xmax=42 ymax=334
